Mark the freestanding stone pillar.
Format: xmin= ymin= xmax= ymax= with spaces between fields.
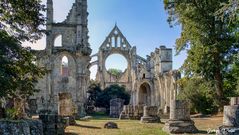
xmin=163 ymin=100 xmax=198 ymax=134
xmin=140 ymin=106 xmax=160 ymax=123
xmin=217 ymin=97 xmax=239 ymax=135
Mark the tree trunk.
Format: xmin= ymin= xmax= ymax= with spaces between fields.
xmin=214 ymin=53 xmax=224 ymax=112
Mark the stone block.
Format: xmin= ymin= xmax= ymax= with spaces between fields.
xmin=140 ymin=106 xmax=160 ymax=123
xmin=170 ymin=100 xmax=190 ymax=121
xmin=223 ymin=105 xmax=239 ymax=127
xmin=0 ymin=119 xmax=43 ymax=135
xmin=164 ymin=100 xmax=198 ymax=134
xmin=164 ymin=120 xmax=198 ymax=134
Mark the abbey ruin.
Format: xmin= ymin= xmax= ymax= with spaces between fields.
xmin=31 ymin=0 xmax=181 ymax=117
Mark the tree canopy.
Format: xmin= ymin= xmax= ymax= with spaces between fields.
xmin=0 ymin=0 xmax=46 ymax=119
xmin=108 ymin=68 xmax=123 ymax=79
xmin=164 ymin=0 xmax=239 ymax=109
xmin=0 ymin=0 xmax=45 ymax=41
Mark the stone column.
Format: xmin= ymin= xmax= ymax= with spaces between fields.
xmin=163 ymin=100 xmax=198 ymax=134
xmin=217 ymin=97 xmax=239 ymax=135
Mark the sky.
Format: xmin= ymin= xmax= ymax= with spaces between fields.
xmin=22 ymin=0 xmax=187 ymax=79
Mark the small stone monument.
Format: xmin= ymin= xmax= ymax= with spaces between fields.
xmin=110 ymin=98 xmax=124 ymax=118
xmin=163 ymin=100 xmax=198 ymax=134
xmin=140 ymin=106 xmax=160 ymax=123
xmin=216 ymin=97 xmax=239 ymax=135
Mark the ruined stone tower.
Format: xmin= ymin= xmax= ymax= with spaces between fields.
xmin=31 ymin=0 xmax=91 ymax=116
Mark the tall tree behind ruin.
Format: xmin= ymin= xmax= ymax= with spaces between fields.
xmin=0 ymin=0 xmax=45 ymax=119
xmin=164 ymin=0 xmax=239 ymax=110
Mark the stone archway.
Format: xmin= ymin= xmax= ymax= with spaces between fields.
xmin=138 ymin=82 xmax=151 ymax=105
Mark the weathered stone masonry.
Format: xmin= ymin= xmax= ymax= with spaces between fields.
xmin=31 ymin=0 xmax=91 ymax=117
xmin=92 ymin=25 xmax=181 ymax=111
xmin=32 ymin=0 xmax=180 ymax=116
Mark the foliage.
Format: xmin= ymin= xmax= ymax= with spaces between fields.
xmin=0 ymin=31 xmax=46 ymax=119
xmin=85 ymin=81 xmax=102 ymax=114
xmin=178 ymin=78 xmax=218 ymax=114
xmin=0 ymin=0 xmax=45 ymax=41
xmin=95 ymin=84 xmax=130 ymax=112
xmin=223 ymin=53 xmax=239 ymax=97
xmin=5 ymin=108 xmax=18 ymax=120
xmin=164 ymin=0 xmax=239 ymax=109
xmin=107 ymin=68 xmax=123 ymax=79
xmin=216 ymin=0 xmax=239 ymax=23
xmin=0 ymin=0 xmax=46 ymax=119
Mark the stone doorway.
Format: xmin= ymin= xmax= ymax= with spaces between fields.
xmin=138 ymin=83 xmax=151 ymax=105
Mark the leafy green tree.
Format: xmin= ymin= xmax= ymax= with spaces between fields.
xmin=0 ymin=31 xmax=45 ymax=119
xmin=95 ymin=84 xmax=130 ymax=113
xmin=216 ymin=0 xmax=239 ymax=22
xmin=164 ymin=0 xmax=239 ymax=109
xmin=0 ymin=0 xmax=45 ymax=41
xmin=178 ymin=78 xmax=218 ymax=114
xmin=108 ymin=68 xmax=123 ymax=79
xmin=0 ymin=0 xmax=45 ymax=119
xmin=85 ymin=81 xmax=102 ymax=113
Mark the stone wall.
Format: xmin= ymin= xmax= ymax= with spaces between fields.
xmin=93 ymin=26 xmax=180 ymax=113
xmin=119 ymin=105 xmax=160 ymax=120
xmin=0 ymin=119 xmax=43 ymax=135
xmin=32 ymin=0 xmax=91 ymax=117
xmin=33 ymin=0 xmax=180 ymax=117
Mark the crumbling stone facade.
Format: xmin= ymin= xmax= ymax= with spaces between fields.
xmin=91 ymin=25 xmax=180 ymax=111
xmin=32 ymin=0 xmax=91 ymax=117
xmin=32 ymin=0 xmax=180 ymax=116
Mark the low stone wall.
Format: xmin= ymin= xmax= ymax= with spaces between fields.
xmin=0 ymin=119 xmax=43 ymax=135
xmin=140 ymin=106 xmax=161 ymax=123
xmin=119 ymin=105 xmax=159 ymax=120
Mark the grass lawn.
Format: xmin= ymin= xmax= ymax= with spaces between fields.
xmin=65 ymin=115 xmax=223 ymax=135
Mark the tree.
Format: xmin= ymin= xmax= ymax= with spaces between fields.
xmin=164 ymin=0 xmax=239 ymax=109
xmin=178 ymin=78 xmax=218 ymax=114
xmin=108 ymin=68 xmax=123 ymax=79
xmin=85 ymin=81 xmax=102 ymax=113
xmin=0 ymin=0 xmax=45 ymax=119
xmin=216 ymin=0 xmax=239 ymax=23
xmin=0 ymin=31 xmax=45 ymax=119
xmin=95 ymin=84 xmax=130 ymax=113
xmin=0 ymin=0 xmax=45 ymax=41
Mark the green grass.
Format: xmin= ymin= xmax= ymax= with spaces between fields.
xmin=66 ymin=116 xmax=168 ymax=135
xmin=65 ymin=115 xmax=223 ymax=135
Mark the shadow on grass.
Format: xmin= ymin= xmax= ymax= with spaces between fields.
xmin=74 ymin=123 xmax=102 ymax=129
xmin=183 ymin=130 xmax=214 ymax=134
xmin=65 ymin=132 xmax=78 ymax=135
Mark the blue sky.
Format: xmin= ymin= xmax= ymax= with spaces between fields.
xmin=22 ymin=0 xmax=187 ymax=79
